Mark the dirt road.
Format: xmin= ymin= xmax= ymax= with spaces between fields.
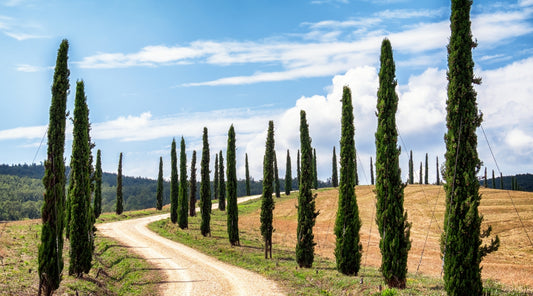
xmin=97 ymin=195 xmax=284 ymax=296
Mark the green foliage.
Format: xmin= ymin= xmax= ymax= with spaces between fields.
xmin=200 ymin=127 xmax=212 ymax=236
xmin=178 ymin=137 xmax=188 ymax=229
xmin=408 ymin=150 xmax=414 ymax=184
xmin=170 ymin=138 xmax=178 ymax=223
xmin=274 ymin=152 xmax=280 ymax=198
xmin=375 ymin=38 xmax=411 ymax=288
xmin=218 ymin=150 xmax=226 ymax=211
xmin=94 ymin=150 xmax=103 ymax=218
xmin=436 ymin=157 xmax=440 ymax=185
xmin=370 ymin=157 xmax=374 ymax=186
xmin=442 ymin=1 xmax=499 ymax=294
xmin=226 ymin=125 xmax=240 ymax=246
xmin=156 ymin=156 xmax=164 ymax=211
xmin=245 ymin=153 xmax=251 ymax=196
xmin=331 ymin=147 xmax=338 ymax=188
xmin=312 ymin=149 xmax=318 ymax=190
xmin=39 ymin=39 xmax=69 ymax=296
xmin=296 ymin=110 xmax=318 ymax=268
xmin=214 ymin=153 xmax=219 ymax=201
xmin=425 ymin=154 xmax=429 ymax=185
xmin=381 ymin=288 xmax=398 ymax=296
xmin=260 ymin=120 xmax=275 ymax=259
xmin=334 ymin=86 xmax=362 ymax=275
xmin=419 ymin=162 xmax=423 ymax=184
xmin=285 ymin=149 xmax=292 ymax=195
xmin=297 ymin=150 xmax=301 ymax=187
xmin=68 ymin=80 xmax=93 ymax=277
xmin=189 ymin=151 xmax=197 ymax=217
xmin=116 ymin=153 xmax=123 ymax=215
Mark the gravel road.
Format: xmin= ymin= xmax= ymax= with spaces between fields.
xmin=97 ymin=195 xmax=285 ymax=296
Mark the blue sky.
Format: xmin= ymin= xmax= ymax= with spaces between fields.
xmin=0 ymin=0 xmax=532 ymax=183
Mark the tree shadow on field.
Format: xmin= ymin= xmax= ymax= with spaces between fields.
xmin=96 ymin=244 xmax=135 ymax=256
xmin=132 ymin=279 xmax=205 ymax=286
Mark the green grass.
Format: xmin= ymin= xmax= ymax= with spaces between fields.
xmin=96 ymin=206 xmax=169 ymax=224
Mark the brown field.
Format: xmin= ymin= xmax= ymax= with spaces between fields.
xmin=240 ymin=185 xmax=533 ymax=289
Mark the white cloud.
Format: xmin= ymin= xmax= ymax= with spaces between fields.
xmin=15 ymin=64 xmax=51 ymax=72
xmin=0 ymin=125 xmax=46 ymax=140
xmin=505 ymin=129 xmax=533 ymax=153
xmin=519 ymin=0 xmax=533 ymax=7
xmin=375 ymin=8 xmax=446 ymax=19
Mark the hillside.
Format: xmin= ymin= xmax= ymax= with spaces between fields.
xmin=240 ymin=185 xmax=533 ymax=289
xmin=480 ymin=173 xmax=533 ymax=192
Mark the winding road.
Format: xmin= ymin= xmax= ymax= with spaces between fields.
xmin=97 ymin=195 xmax=284 ymax=296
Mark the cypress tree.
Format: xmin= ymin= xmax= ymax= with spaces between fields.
xmin=297 ymin=150 xmax=301 ymax=187
xmin=354 ymin=149 xmax=359 ymax=186
xmin=274 ymin=152 xmax=280 ymax=197
xmin=408 ymin=150 xmax=414 ymax=184
xmin=441 ymin=1 xmax=499 ymax=294
xmin=500 ymin=172 xmax=503 ymax=189
xmin=226 ymin=125 xmax=240 ymax=246
xmin=68 ymin=80 xmax=93 ymax=277
xmin=436 ymin=156 xmax=440 ymax=185
xmin=178 ymin=137 xmax=188 ymax=229
xmin=492 ymin=169 xmax=495 ymax=189
xmin=94 ymin=150 xmax=102 ymax=218
xmin=285 ymin=150 xmax=292 ymax=195
xmin=375 ymin=39 xmax=411 ymax=288
xmin=116 ymin=153 xmax=123 ymax=215
xmin=156 ymin=156 xmax=164 ymax=211
xmin=189 ymin=151 xmax=197 ymax=217
xmin=296 ymin=110 xmax=319 ymax=268
xmin=214 ymin=153 xmax=219 ymax=201
xmin=331 ymin=147 xmax=338 ymax=188
xmin=200 ymin=128 xmax=211 ymax=236
xmin=419 ymin=162 xmax=423 ymax=184
xmin=312 ymin=148 xmax=318 ymax=189
xmin=260 ymin=120 xmax=275 ymax=259
xmin=370 ymin=157 xmax=375 ymax=185
xmin=170 ymin=138 xmax=178 ymax=223
xmin=245 ymin=153 xmax=251 ymax=196
xmin=218 ymin=150 xmax=226 ymax=211
xmin=484 ymin=167 xmax=488 ymax=188
xmin=335 ymin=86 xmax=362 ymax=275
xmin=425 ymin=153 xmax=429 ymax=185
xmin=39 ymin=39 xmax=69 ymax=296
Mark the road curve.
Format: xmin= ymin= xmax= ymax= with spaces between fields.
xmin=97 ymin=195 xmax=285 ymax=296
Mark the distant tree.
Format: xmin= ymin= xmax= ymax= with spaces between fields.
xmin=335 ymin=86 xmax=362 ymax=275
xmin=170 ymin=138 xmax=178 ymax=223
xmin=218 ymin=150 xmax=226 ymax=211
xmin=39 ymin=39 xmax=69 ymax=296
xmin=260 ymin=120 xmax=275 ymax=259
xmin=116 ymin=153 xmax=123 ymax=215
xmin=492 ymin=169 xmax=495 ymax=189
xmin=156 ymin=156 xmax=163 ymax=211
xmin=436 ymin=156 xmax=440 ymax=185
xmin=274 ymin=152 xmax=280 ymax=198
xmin=484 ymin=167 xmax=488 ymax=188
xmin=370 ymin=157 xmax=374 ymax=185
xmin=408 ymin=150 xmax=414 ymax=184
xmin=189 ymin=151 xmax=197 ymax=217
xmin=441 ymin=0 xmax=499 ymax=293
xmin=68 ymin=80 xmax=93 ymax=277
xmin=226 ymin=125 xmax=240 ymax=246
xmin=178 ymin=137 xmax=188 ymax=229
xmin=94 ymin=150 xmax=103 ymax=218
xmin=425 ymin=153 xmax=429 ymax=185
xmin=313 ymin=148 xmax=318 ymax=190
xmin=200 ymin=128 xmax=211 ymax=236
xmin=245 ymin=153 xmax=251 ymax=196
xmin=285 ymin=150 xmax=292 ymax=195
xmin=375 ymin=38 xmax=411 ymax=288
xmin=296 ymin=110 xmax=318 ymax=268
xmin=214 ymin=153 xmax=219 ymax=201
xmin=419 ymin=162 xmax=423 ymax=184
xmin=331 ymin=147 xmax=338 ymax=188
xmin=500 ymin=172 xmax=503 ymax=189
xmin=297 ymin=150 xmax=301 ymax=187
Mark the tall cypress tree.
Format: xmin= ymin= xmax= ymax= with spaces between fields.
xmin=500 ymin=172 xmax=503 ymax=189
xmin=375 ymin=39 xmax=411 ymax=288
xmin=189 ymin=151 xmax=197 ymax=217
xmin=354 ymin=149 xmax=359 ymax=185
xmin=116 ymin=153 xmax=123 ymax=215
xmin=312 ymin=148 xmax=318 ymax=189
xmin=200 ymin=128 xmax=211 ymax=236
xmin=335 ymin=86 xmax=362 ymax=275
xmin=297 ymin=150 xmax=301 ymax=187
xmin=492 ymin=169 xmax=495 ymax=189
xmin=331 ymin=147 xmax=338 ymax=188
xmin=214 ymin=153 xmax=219 ymax=201
xmin=94 ymin=149 xmax=102 ymax=218
xmin=39 ymin=39 xmax=69 ymax=296
xmin=226 ymin=125 xmax=240 ymax=246
xmin=274 ymin=152 xmax=280 ymax=197
xmin=441 ymin=1 xmax=499 ymax=294
xmin=296 ymin=110 xmax=319 ymax=268
xmin=218 ymin=150 xmax=226 ymax=211
xmin=436 ymin=156 xmax=440 ymax=185
xmin=156 ymin=156 xmax=164 ymax=211
xmin=285 ymin=150 xmax=292 ymax=195
xmin=419 ymin=162 xmax=423 ymax=184
xmin=245 ymin=153 xmax=251 ymax=196
xmin=170 ymin=138 xmax=178 ymax=223
xmin=260 ymin=120 xmax=275 ymax=259
xmin=178 ymin=137 xmax=188 ymax=229
xmin=68 ymin=80 xmax=93 ymax=277
xmin=408 ymin=150 xmax=414 ymax=184
xmin=425 ymin=153 xmax=429 ymax=185
xmin=370 ymin=157 xmax=375 ymax=186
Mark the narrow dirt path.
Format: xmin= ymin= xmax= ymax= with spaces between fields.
xmin=97 ymin=195 xmax=285 ymax=296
